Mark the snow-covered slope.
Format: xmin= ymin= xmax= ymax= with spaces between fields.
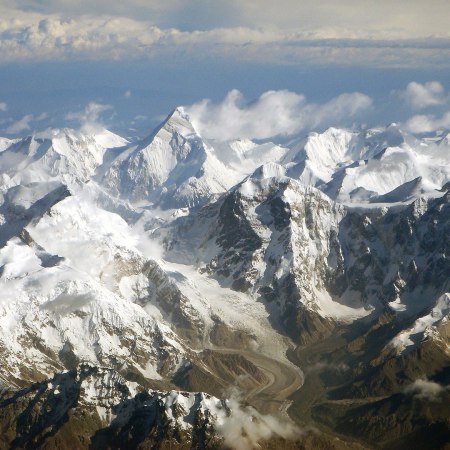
xmin=282 ymin=124 xmax=450 ymax=203
xmin=161 ymin=170 xmax=450 ymax=344
xmin=0 ymin=137 xmax=20 ymax=152
xmin=0 ymin=364 xmax=299 ymax=450
xmin=1 ymin=115 xmax=448 ymax=360
xmin=97 ymin=108 xmax=289 ymax=209
xmin=98 ymin=108 xmax=236 ymax=208
xmin=389 ymin=293 xmax=450 ymax=355
xmin=0 ymin=128 xmax=128 ymax=190
xmin=0 ymin=182 xmax=186 ymax=385
xmin=0 ymin=107 xmax=449 ymax=449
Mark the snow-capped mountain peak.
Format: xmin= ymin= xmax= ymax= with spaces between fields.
xmin=1 ymin=107 xmax=449 ymax=449
xmin=0 ymin=127 xmax=128 ymax=190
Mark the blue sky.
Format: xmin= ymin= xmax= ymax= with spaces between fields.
xmin=0 ymin=1 xmax=449 ymax=139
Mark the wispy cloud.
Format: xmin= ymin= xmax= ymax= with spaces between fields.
xmin=6 ymin=114 xmax=33 ymax=134
xmin=1 ymin=80 xmax=448 ymax=139
xmin=66 ymin=102 xmax=112 ymax=133
xmin=185 ymin=89 xmax=372 ymax=140
xmin=0 ymin=102 xmax=7 ymax=112
xmin=5 ymin=112 xmax=47 ymax=134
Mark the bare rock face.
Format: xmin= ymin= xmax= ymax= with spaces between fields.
xmin=0 ymin=365 xmax=225 ymax=450
xmin=163 ymin=177 xmax=344 ymax=344
xmin=0 ymin=365 xmax=309 ymax=450
xmin=163 ymin=174 xmax=450 ymax=348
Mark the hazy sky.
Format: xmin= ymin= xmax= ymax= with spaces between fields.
xmin=0 ymin=1 xmax=449 ymax=138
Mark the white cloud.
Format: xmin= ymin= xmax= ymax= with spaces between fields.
xmin=66 ymin=102 xmax=112 ymax=133
xmin=404 ymin=379 xmax=447 ymax=401
xmin=0 ymin=102 xmax=7 ymax=112
xmin=0 ymin=1 xmax=183 ymax=25
xmin=5 ymin=112 xmax=47 ymax=134
xmin=398 ymin=81 xmax=447 ymax=109
xmin=211 ymin=1 xmax=450 ymax=39
xmin=397 ymin=81 xmax=450 ymax=133
xmin=185 ymin=89 xmax=372 ymax=141
xmin=305 ymin=362 xmax=350 ymax=373
xmin=0 ymin=9 xmax=449 ymax=67
xmin=4 ymin=1 xmax=450 ymax=39
xmin=214 ymin=392 xmax=301 ymax=450
xmin=6 ymin=114 xmax=33 ymax=134
xmin=404 ymin=111 xmax=450 ymax=133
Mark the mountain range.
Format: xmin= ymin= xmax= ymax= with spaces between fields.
xmin=0 ymin=108 xmax=449 ymax=449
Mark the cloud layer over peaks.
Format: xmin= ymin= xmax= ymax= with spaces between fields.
xmin=0 ymin=5 xmax=449 ymax=67
xmin=185 ymin=89 xmax=372 ymax=141
xmin=4 ymin=1 xmax=450 ymax=39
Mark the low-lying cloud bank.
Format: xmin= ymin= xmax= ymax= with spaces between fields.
xmin=4 ymin=0 xmax=450 ymax=40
